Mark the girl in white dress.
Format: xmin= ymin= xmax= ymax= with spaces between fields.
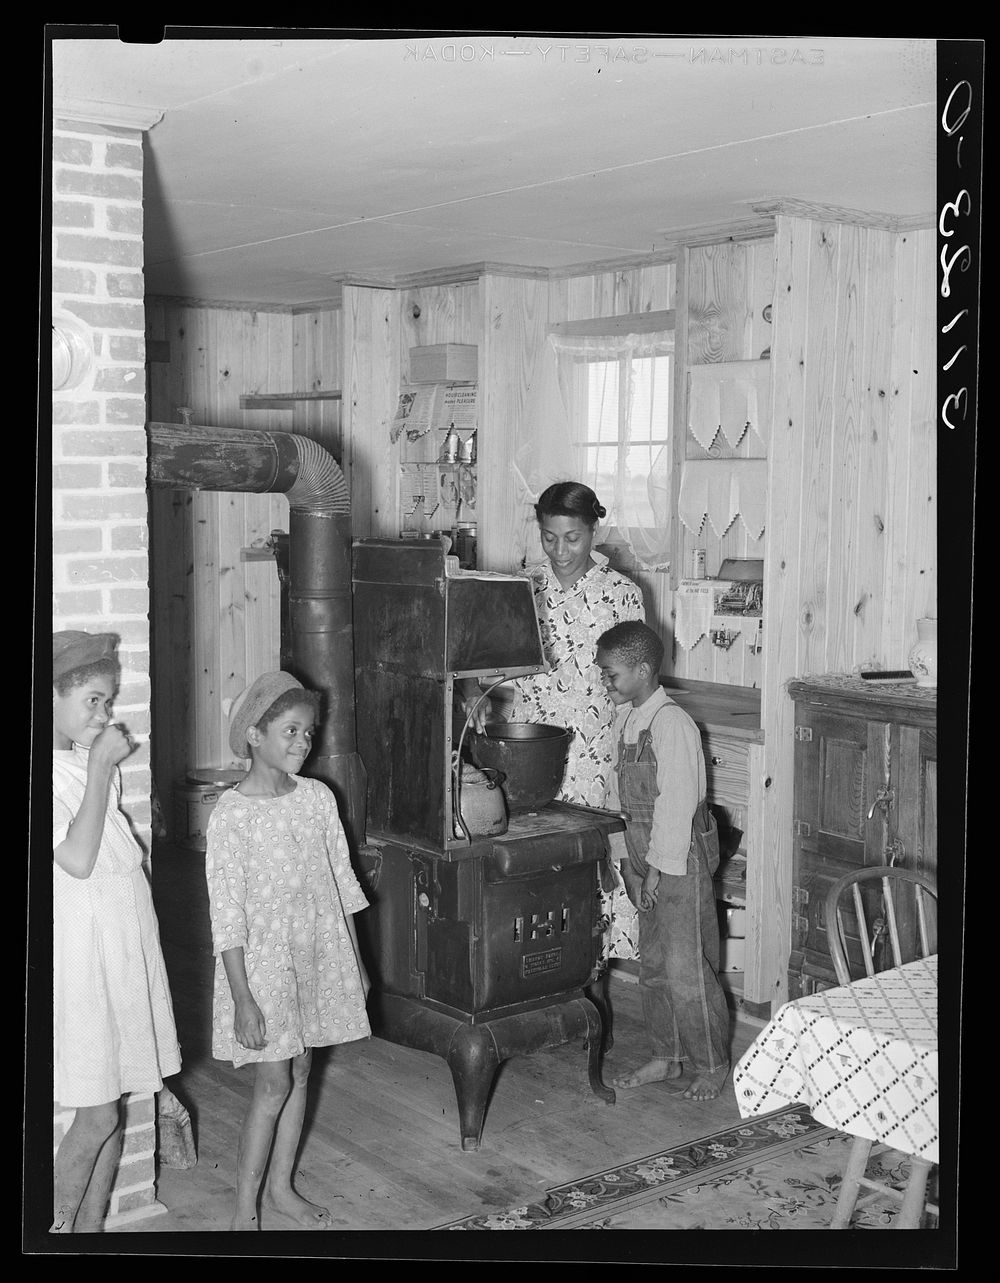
xmin=206 ymin=672 xmax=371 ymax=1231
xmin=52 ymin=631 xmax=181 ymax=1232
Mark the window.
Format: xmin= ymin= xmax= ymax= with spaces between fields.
xmin=576 ymin=350 xmax=672 ymax=532
xmin=512 ymin=326 xmax=674 ymax=570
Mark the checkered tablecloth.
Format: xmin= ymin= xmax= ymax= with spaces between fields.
xmin=733 ymin=956 xmax=938 ymax=1162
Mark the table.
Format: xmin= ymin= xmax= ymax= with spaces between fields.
xmin=733 ymin=956 xmax=938 ymax=1164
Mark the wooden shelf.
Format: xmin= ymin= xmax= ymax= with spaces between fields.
xmin=404 ymin=460 xmax=476 ymax=470
xmin=689 ymin=358 xmax=770 ymax=373
xmin=240 ymin=390 xmax=342 ymax=410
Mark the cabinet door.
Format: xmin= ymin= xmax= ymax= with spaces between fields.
xmin=894 ymin=724 xmax=937 ymax=882
xmin=794 ymin=708 xmax=892 ymax=870
xmin=789 ymin=707 xmax=892 ymax=995
xmin=889 ymin=723 xmax=938 ymax=960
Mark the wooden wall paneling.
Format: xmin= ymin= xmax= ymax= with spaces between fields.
xmin=292 ymin=309 xmax=343 ymax=453
xmin=242 ymin=310 xmax=289 ymax=698
xmin=750 ymin=240 xmax=776 ymax=360
xmin=187 ymin=308 xmax=219 ymax=770
xmin=211 ymin=309 xmax=247 ymax=768
xmin=902 ymin=230 xmax=937 ymax=633
xmin=563 ymin=273 xmax=598 ymax=322
xmin=546 ymin=276 xmax=570 ymax=326
xmin=146 ymin=304 xmax=294 ymax=783
xmin=687 ymin=241 xmax=754 ymax=364
xmin=882 ymin=232 xmax=919 ymax=666
xmin=399 ymin=282 xmax=481 ymax=380
xmin=243 ymin=309 xmax=294 ymax=548
xmin=548 ymin=264 xmax=675 ymax=325
xmin=479 ymin=273 xmax=548 ymax=572
xmin=264 ymin=310 xmax=294 ymax=433
xmin=796 ymin=222 xmax=840 ymax=679
xmin=824 ymin=224 xmax=865 ymax=676
xmin=342 ymin=286 xmax=400 ymax=538
xmin=852 ymin=228 xmax=896 ymax=672
xmin=666 ymin=249 xmax=688 ymax=676
xmin=760 ymin=214 xmax=812 ymax=1009
xmin=216 ymin=491 xmax=245 ymax=766
xmin=241 ymin=310 xmax=290 ymax=433
xmin=743 ymin=740 xmax=769 ymax=1000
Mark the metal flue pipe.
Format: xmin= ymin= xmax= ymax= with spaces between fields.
xmin=148 ymin=421 xmax=366 ymax=849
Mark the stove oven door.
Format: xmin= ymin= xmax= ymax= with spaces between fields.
xmin=474 ymin=829 xmax=607 ymax=1012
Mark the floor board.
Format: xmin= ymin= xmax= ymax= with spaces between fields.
xmin=117 ymin=841 xmax=761 ymax=1233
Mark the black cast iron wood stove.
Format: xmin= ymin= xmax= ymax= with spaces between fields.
xmin=353 ymin=539 xmax=623 ymax=1149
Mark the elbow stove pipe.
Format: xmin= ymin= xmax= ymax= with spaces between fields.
xmin=148 ymin=420 xmax=366 ymax=848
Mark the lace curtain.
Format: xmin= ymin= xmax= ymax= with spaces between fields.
xmin=512 ymin=331 xmax=674 ymax=569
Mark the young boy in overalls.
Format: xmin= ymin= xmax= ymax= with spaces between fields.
xmin=596 ymin=620 xmax=730 ymax=1102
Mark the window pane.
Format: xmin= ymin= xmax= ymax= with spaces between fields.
xmin=585 ymin=360 xmax=620 ymax=443
xmin=630 ymin=354 xmax=670 ymax=443
xmin=581 ymin=444 xmax=618 ymax=501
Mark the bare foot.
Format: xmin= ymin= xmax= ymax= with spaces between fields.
xmin=611 ymin=1057 xmax=683 ymax=1090
xmin=262 ymin=1189 xmax=333 ymax=1228
xmin=680 ymin=1066 xmax=730 ymax=1102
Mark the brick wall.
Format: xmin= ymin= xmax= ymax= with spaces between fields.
xmin=51 ymin=104 xmax=165 ymax=1229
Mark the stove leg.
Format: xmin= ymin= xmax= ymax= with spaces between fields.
xmin=580 ymin=995 xmax=616 ymax=1106
xmin=585 ymin=969 xmax=614 ymax=1054
xmin=446 ymin=1024 xmax=501 ymax=1152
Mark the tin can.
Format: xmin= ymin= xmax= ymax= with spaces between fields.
xmin=690 ymin=548 xmax=707 ymax=579
xmin=174 ymin=768 xmax=244 ymax=849
xmin=454 ymin=522 xmax=477 ymax=568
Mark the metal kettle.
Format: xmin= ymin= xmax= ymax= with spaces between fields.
xmin=453 ymin=757 xmax=508 ymax=839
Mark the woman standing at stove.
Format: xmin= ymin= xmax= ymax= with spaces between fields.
xmin=461 ymin=480 xmax=645 ymax=964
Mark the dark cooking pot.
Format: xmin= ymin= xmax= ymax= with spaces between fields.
xmin=470 ymin=723 xmax=571 ymax=811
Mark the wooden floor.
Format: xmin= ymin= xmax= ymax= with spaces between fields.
xmin=118 ymin=841 xmax=762 ymax=1234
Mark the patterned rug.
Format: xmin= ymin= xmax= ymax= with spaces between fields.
xmin=436 ymin=1105 xmax=926 ymax=1230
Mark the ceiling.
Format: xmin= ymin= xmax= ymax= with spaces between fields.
xmin=50 ymin=32 xmax=938 ymax=307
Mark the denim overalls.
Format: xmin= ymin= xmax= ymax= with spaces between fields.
xmin=616 ymin=710 xmax=730 ymax=1075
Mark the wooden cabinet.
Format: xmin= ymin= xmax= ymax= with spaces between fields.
xmin=787 ymin=677 xmax=937 ymax=998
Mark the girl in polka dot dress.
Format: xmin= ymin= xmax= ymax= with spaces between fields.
xmin=206 ymin=672 xmax=371 ymax=1231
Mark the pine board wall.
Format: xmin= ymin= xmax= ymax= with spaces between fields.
xmin=758 ymin=215 xmax=936 ymax=1008
xmin=145 ymin=301 xmax=342 ymax=808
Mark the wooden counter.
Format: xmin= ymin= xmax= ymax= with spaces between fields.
xmin=660 ymin=677 xmax=763 ymax=741
xmin=656 ymin=678 xmax=769 ymax=1015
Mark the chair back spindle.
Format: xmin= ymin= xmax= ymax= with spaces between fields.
xmin=825 ymin=865 xmax=937 ymax=987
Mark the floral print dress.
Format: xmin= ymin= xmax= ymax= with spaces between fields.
xmin=206 ymin=777 xmax=371 ymax=1067
xmin=509 ymin=552 xmax=644 ymax=962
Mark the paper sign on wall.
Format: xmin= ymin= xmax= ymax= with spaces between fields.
xmin=391 ymin=383 xmax=479 ymax=443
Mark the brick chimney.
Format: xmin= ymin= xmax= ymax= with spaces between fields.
xmin=51 ymin=97 xmax=168 ymax=1230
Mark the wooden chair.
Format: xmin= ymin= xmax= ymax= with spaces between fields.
xmin=823 ymin=865 xmax=938 ymax=1229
